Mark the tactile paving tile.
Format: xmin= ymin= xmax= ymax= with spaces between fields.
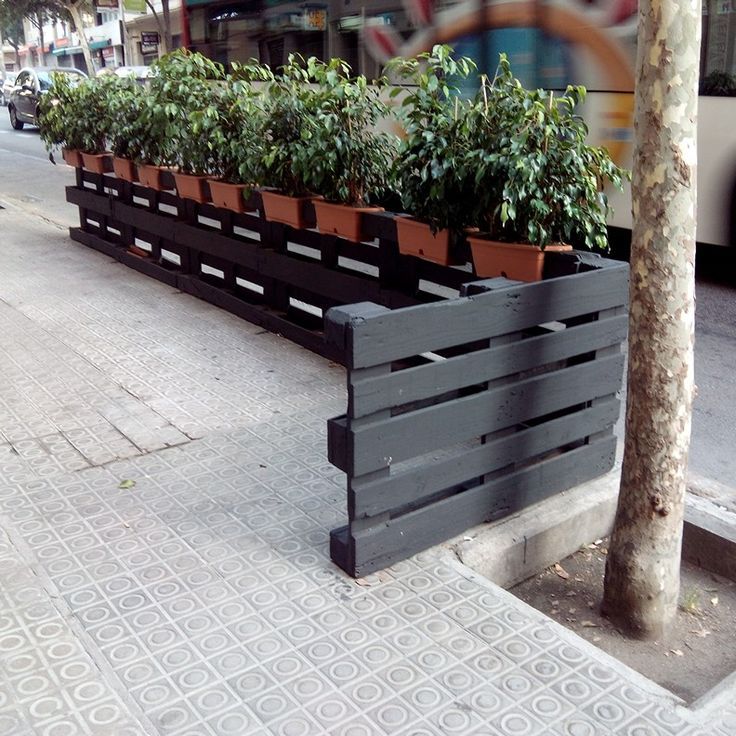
xmin=0 ymin=213 xmax=734 ymax=735
xmin=0 ymin=523 xmax=147 ymax=734
xmin=1 ymin=417 xmax=732 ymax=735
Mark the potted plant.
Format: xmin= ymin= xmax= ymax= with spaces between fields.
xmin=258 ymin=55 xmax=320 ymax=229
xmin=387 ymin=45 xmax=479 ymax=265
xmin=106 ymin=75 xmax=147 ymax=182
xmin=465 ymin=55 xmax=628 ymax=281
xmin=67 ymin=75 xmax=115 ymax=174
xmin=299 ymin=57 xmax=398 ymax=242
xmin=146 ymin=50 xmax=226 ymax=201
xmin=194 ymin=61 xmax=272 ymax=212
xmin=38 ymin=71 xmax=87 ymax=168
xmin=133 ymin=50 xmax=221 ymax=193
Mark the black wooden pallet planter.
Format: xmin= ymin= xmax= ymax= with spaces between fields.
xmin=325 ymin=264 xmax=629 ymax=577
xmin=66 ymin=169 xmax=485 ymax=360
xmin=66 ymin=168 xmax=628 ymax=578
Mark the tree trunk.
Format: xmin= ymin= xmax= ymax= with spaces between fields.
xmin=144 ymin=0 xmax=169 ymax=54
xmin=67 ymin=2 xmax=95 ymax=75
xmin=161 ymin=0 xmax=172 ymax=53
xmin=0 ymin=30 xmax=6 ymax=73
xmin=602 ymin=0 xmax=701 ymax=639
xmin=37 ymin=13 xmax=45 ymax=66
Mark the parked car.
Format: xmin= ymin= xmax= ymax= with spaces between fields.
xmin=1 ymin=72 xmax=17 ymax=107
xmin=114 ymin=65 xmax=153 ymax=80
xmin=8 ymin=67 xmax=87 ymax=130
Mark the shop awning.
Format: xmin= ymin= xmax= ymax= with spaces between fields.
xmin=52 ymin=45 xmax=82 ymax=56
xmin=53 ymin=39 xmax=111 ymax=56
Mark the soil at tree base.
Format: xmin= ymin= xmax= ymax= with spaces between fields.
xmin=511 ymin=539 xmax=736 ymax=702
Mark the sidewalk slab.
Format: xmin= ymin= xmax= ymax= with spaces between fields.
xmin=0 ymin=518 xmax=149 ymax=735
xmin=0 ymin=205 xmax=735 ymax=734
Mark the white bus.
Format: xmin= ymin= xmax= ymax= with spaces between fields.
xmin=360 ymin=0 xmax=736 ymax=248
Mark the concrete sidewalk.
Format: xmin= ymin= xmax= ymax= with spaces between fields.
xmin=0 ymin=201 xmax=732 ymax=735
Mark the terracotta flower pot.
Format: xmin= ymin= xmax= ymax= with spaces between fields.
xmin=208 ymin=180 xmax=248 ymax=213
xmin=80 ymin=152 xmax=112 ymax=174
xmin=313 ymin=200 xmax=383 ymax=242
xmin=113 ymin=156 xmax=138 ymax=182
xmin=394 ymin=216 xmax=453 ymax=265
xmin=467 ymin=235 xmax=573 ymax=282
xmin=260 ymin=190 xmax=316 ymax=229
xmin=137 ymin=164 xmax=173 ymax=191
xmin=62 ymin=148 xmax=83 ymax=168
xmin=173 ymin=172 xmax=210 ymax=204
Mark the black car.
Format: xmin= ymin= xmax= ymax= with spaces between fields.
xmin=8 ymin=66 xmax=87 ymax=130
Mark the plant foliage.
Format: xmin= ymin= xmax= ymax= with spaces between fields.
xmin=699 ymin=71 xmax=736 ymax=97
xmin=469 ymin=55 xmax=628 ymax=250
xmin=105 ymin=75 xmax=148 ymax=160
xmin=141 ymin=49 xmax=225 ymax=172
xmin=387 ymin=45 xmax=478 ymax=234
xmin=190 ymin=60 xmax=272 ymax=185
xmin=38 ymin=71 xmax=89 ymax=154
xmin=258 ymin=55 xmax=318 ymax=197
xmin=298 ymin=57 xmax=398 ymax=207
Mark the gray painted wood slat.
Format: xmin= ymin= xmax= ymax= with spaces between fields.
xmin=348 ymin=353 xmax=625 ymax=475
xmin=329 ymin=265 xmax=628 ymax=369
xmin=350 ymin=397 xmax=621 ymax=518
xmin=348 ymin=435 xmax=617 ymax=576
xmin=349 ymin=313 xmax=628 ymax=417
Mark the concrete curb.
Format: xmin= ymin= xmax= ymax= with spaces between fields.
xmin=452 ymin=466 xmax=736 ymax=589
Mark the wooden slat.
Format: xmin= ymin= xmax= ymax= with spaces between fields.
xmin=350 ymin=398 xmax=620 ymax=517
xmin=113 ymin=200 xmax=176 ymax=239
xmin=66 ymin=186 xmax=112 ymax=216
xmin=349 ymin=313 xmax=628 ymax=417
xmin=176 ymin=275 xmax=337 ymax=359
xmin=328 ymin=265 xmax=628 ymax=369
xmin=347 ymin=353 xmax=624 ymax=475
xmin=175 ymin=221 xmax=261 ymax=267
xmin=345 ymin=436 xmax=617 ymax=576
xmin=69 ymin=228 xmax=179 ymax=286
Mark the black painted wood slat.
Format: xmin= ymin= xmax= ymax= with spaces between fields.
xmin=327 ymin=265 xmax=628 ymax=369
xmin=350 ymin=398 xmax=621 ymax=517
xmin=348 ymin=436 xmax=617 ymax=576
xmin=347 ymin=353 xmax=624 ymax=476
xmin=70 ymin=228 xmax=179 ymax=286
xmin=349 ymin=313 xmax=628 ymax=417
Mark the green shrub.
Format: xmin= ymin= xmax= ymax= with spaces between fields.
xmin=387 ymin=45 xmax=479 ymax=234
xmin=469 ymin=55 xmax=629 ymax=250
xmin=298 ymin=57 xmax=398 ymax=207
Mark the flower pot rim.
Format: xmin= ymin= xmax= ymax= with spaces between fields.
xmin=466 ymin=233 xmax=573 ymax=251
xmin=208 ymin=178 xmax=247 ymax=186
xmin=173 ymin=171 xmax=210 ymax=180
xmin=259 ymin=189 xmax=320 ymax=202
xmin=315 ymin=199 xmax=384 ymax=212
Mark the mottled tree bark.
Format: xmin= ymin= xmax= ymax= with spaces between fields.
xmin=66 ymin=1 xmax=95 ymax=76
xmin=602 ymin=0 xmax=701 ymax=638
xmin=144 ymin=0 xmax=171 ymax=54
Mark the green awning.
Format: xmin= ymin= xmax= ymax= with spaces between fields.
xmin=52 ymin=45 xmax=82 ymax=56
xmin=90 ymin=39 xmax=112 ymax=50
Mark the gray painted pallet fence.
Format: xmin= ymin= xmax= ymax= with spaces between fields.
xmin=326 ymin=263 xmax=629 ymax=577
xmin=63 ymin=165 xmax=629 ymax=579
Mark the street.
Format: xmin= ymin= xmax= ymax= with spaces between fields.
xmin=0 ymin=111 xmax=733 ymax=490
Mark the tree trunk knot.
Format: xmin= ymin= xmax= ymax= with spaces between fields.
xmin=650 ymin=494 xmax=670 ymax=516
